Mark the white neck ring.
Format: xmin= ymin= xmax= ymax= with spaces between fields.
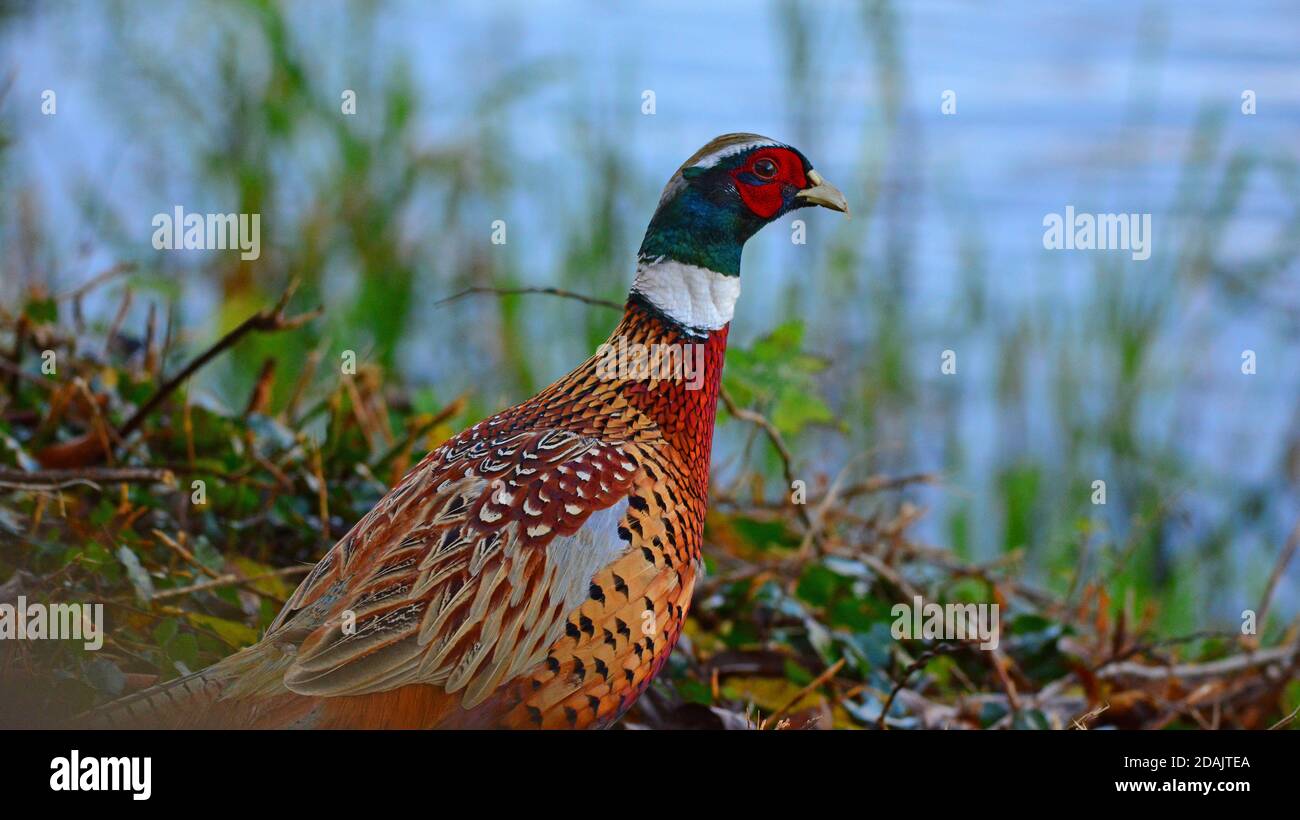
xmin=630 ymin=258 xmax=741 ymax=334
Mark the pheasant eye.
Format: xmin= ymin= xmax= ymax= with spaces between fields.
xmin=752 ymin=158 xmax=778 ymax=180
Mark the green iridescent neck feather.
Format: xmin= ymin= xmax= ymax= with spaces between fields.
xmin=637 ymin=172 xmax=766 ymax=276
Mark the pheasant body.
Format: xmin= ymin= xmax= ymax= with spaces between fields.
xmin=88 ymin=133 xmax=846 ymax=729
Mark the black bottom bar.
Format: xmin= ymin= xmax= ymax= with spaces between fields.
xmin=3 ymin=728 xmax=1287 ymax=806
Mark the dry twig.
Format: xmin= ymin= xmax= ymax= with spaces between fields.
xmin=0 ymin=466 xmax=174 ymax=492
xmin=117 ymin=281 xmax=321 ymax=441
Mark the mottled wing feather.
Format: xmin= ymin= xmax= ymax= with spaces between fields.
xmin=268 ymin=423 xmax=643 ymax=709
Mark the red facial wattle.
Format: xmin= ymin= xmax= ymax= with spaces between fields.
xmin=731 ymin=147 xmax=809 ymax=219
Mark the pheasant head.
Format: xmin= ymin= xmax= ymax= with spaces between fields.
xmin=631 ymin=132 xmax=848 ymax=336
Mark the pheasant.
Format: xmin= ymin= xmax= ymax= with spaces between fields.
xmin=89 ymin=133 xmax=847 ymax=729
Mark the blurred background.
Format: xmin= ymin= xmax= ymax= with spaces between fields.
xmin=2 ymin=0 xmax=1297 ymax=640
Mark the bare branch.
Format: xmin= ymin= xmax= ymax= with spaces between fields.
xmin=437 ymin=285 xmax=623 ymax=312
xmin=0 ymin=466 xmax=174 ymax=493
xmin=1256 ymin=521 xmax=1300 ymax=635
xmin=1096 ymin=642 xmax=1298 ymax=682
xmin=117 ymin=281 xmax=321 ymax=441
xmin=149 ymin=565 xmax=312 ymax=602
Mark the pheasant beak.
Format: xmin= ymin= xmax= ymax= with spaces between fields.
xmin=796 ymin=169 xmax=849 ymax=215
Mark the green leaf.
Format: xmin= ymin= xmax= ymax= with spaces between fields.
xmin=165 ymin=632 xmax=200 ymax=670
xmin=23 ymin=296 xmax=58 ymax=324
xmin=771 ymin=384 xmax=833 ymax=436
xmin=152 ymin=618 xmax=179 ymax=646
xmin=796 ymin=564 xmax=842 ymax=607
xmin=185 ymin=612 xmax=260 ymax=648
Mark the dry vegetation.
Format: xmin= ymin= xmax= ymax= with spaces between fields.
xmin=1 ymin=274 xmax=1295 ymax=729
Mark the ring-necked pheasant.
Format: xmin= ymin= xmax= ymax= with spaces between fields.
xmin=90 ymin=133 xmax=847 ymax=729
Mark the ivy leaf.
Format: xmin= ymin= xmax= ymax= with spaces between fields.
xmin=723 ymin=320 xmax=834 ymax=438
xmin=771 ymin=383 xmax=833 ymax=436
